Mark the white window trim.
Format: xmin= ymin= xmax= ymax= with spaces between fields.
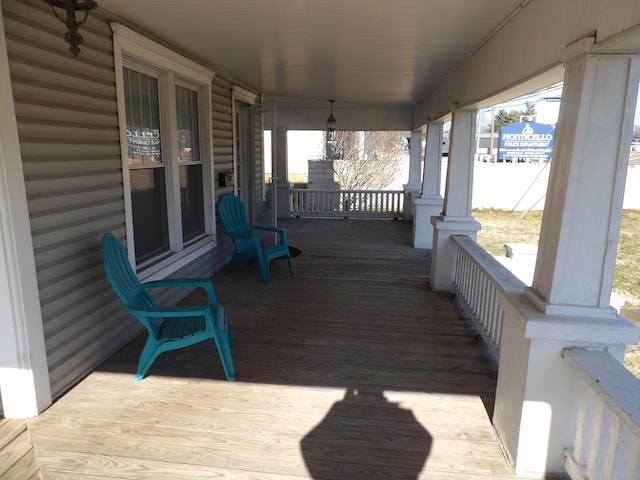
xmin=111 ymin=23 xmax=217 ymax=280
xmin=233 ymin=85 xmax=259 ymax=105
xmin=0 ymin=9 xmax=51 ymax=417
xmin=231 ymin=86 xmax=259 ymax=197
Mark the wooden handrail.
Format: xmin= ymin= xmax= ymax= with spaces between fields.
xmin=450 ymin=235 xmax=640 ymax=479
xmin=563 ymin=348 xmax=640 ymax=479
xmin=451 ymin=234 xmax=526 ymax=359
xmin=291 ymin=189 xmax=404 ymax=218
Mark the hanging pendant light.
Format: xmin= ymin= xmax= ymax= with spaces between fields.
xmin=326 ymin=99 xmax=336 ymax=142
xmin=44 ymin=0 xmax=98 ymax=57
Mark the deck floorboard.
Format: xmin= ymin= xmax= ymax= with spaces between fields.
xmin=28 ymin=218 xmax=541 ymax=479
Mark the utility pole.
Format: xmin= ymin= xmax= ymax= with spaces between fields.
xmin=488 ymin=106 xmax=495 ymax=157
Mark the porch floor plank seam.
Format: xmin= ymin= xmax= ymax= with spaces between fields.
xmin=28 ymin=218 xmax=548 ymax=479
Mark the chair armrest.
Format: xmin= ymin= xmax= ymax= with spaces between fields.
xmin=142 ymin=278 xmax=218 ymax=304
xmin=129 ymin=304 xmax=210 ymax=317
xmin=252 ymin=225 xmax=286 ymax=234
xmin=252 ymin=225 xmax=289 ymax=244
xmin=227 ymin=232 xmax=254 ymax=240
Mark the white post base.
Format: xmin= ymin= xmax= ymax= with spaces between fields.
xmin=412 ymin=195 xmax=443 ymax=248
xmin=277 ymin=182 xmax=292 ymax=219
xmin=403 ymin=183 xmax=422 ymax=220
xmin=493 ymin=291 xmax=640 ymax=476
xmin=0 ymin=368 xmax=50 ymax=418
xmin=430 ymin=215 xmax=481 ymax=292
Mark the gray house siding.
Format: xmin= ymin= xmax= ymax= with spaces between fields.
xmin=4 ymin=0 xmax=133 ymax=398
xmin=211 ymin=74 xmax=237 ymax=261
xmin=3 ymin=0 xmax=240 ymax=400
xmin=213 ymin=75 xmax=235 ymax=197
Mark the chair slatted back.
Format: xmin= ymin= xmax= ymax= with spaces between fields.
xmin=217 ymin=194 xmax=256 ymax=252
xmin=102 ymin=233 xmax=162 ymax=336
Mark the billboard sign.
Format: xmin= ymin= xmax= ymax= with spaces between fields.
xmin=498 ymin=122 xmax=555 ymax=160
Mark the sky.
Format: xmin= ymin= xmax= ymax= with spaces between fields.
xmin=491 ymin=83 xmax=563 ymax=125
xmin=494 ymin=81 xmax=640 ymax=126
xmin=534 ymin=101 xmax=560 ymax=125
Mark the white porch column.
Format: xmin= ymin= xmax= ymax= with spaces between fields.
xmin=403 ymin=130 xmax=424 ymax=220
xmin=0 ymin=11 xmax=51 ymax=418
xmin=412 ymin=122 xmax=444 ymax=248
xmin=430 ymin=110 xmax=480 ymax=291
xmin=493 ymin=54 xmax=640 ymax=476
xmin=275 ymin=127 xmax=292 ymax=219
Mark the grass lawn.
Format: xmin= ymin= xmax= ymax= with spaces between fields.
xmin=473 ymin=208 xmax=640 ymax=376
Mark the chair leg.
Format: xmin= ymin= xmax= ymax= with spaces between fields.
xmin=286 ymin=254 xmax=294 ymax=274
xmin=212 ymin=324 xmax=235 ymax=381
xmin=227 ymin=253 xmax=239 ymax=272
xmin=258 ymin=252 xmax=270 ymax=283
xmin=227 ymin=325 xmax=234 ymax=347
xmin=211 ymin=306 xmax=235 ymax=380
xmin=214 ymin=333 xmax=236 ymax=381
xmin=214 ymin=305 xmax=233 ymax=347
xmin=136 ymin=338 xmax=162 ymax=381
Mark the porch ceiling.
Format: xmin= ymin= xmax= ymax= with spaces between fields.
xmin=97 ymin=0 xmax=523 ymax=108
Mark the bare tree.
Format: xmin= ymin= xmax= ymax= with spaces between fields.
xmin=324 ymin=131 xmax=408 ymax=190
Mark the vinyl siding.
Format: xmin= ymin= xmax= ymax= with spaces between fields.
xmin=210 ymin=74 xmax=237 ymax=260
xmin=212 ymin=74 xmax=235 ymax=197
xmin=3 ymin=0 xmax=133 ymax=398
xmin=3 ymin=0 xmax=240 ymax=400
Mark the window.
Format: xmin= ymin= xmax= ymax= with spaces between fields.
xmin=113 ymin=24 xmax=215 ymax=274
xmin=176 ymin=85 xmax=205 ymax=242
xmin=124 ymin=68 xmax=169 ymax=262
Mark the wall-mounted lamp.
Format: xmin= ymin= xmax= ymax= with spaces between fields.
xmin=326 ymin=99 xmax=336 ymax=142
xmin=44 ymin=0 xmax=97 ymax=57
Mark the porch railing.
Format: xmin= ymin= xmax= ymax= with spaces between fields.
xmin=562 ymin=348 xmax=640 ymax=480
xmin=291 ymin=189 xmax=404 ymax=218
xmin=451 ymin=234 xmax=640 ymax=478
xmin=451 ymin=235 xmax=527 ymax=359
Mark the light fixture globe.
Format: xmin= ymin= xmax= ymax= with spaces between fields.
xmin=44 ymin=0 xmax=98 ymax=57
xmin=326 ymin=99 xmax=336 ymax=142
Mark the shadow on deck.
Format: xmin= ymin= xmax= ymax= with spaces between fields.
xmin=27 ymin=218 xmax=528 ymax=479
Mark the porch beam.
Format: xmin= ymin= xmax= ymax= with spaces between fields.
xmin=275 ymin=127 xmax=292 ymax=218
xmin=493 ymin=53 xmax=640 ymax=476
xmin=403 ymin=129 xmax=423 ymax=220
xmin=430 ymin=109 xmax=480 ymax=291
xmin=412 ymin=122 xmax=444 ymax=248
xmin=531 ymin=54 xmax=640 ymax=315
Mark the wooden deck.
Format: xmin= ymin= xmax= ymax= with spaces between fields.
xmin=27 ymin=218 xmax=533 ymax=480
xmin=0 ymin=418 xmax=41 ymax=479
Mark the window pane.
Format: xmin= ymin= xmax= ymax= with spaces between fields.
xmin=124 ymin=68 xmax=163 ymax=166
xmin=130 ymin=168 xmax=170 ymax=262
xmin=176 ymin=85 xmax=200 ymax=163
xmin=180 ymin=164 xmax=205 ymax=242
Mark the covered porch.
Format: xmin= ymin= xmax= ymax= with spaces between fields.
xmin=25 ymin=218 xmax=534 ymax=479
xmin=1 ymin=1 xmax=640 ymax=479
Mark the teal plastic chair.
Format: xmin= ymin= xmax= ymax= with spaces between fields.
xmin=216 ymin=193 xmax=293 ymax=283
xmin=101 ymin=233 xmax=235 ymax=381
